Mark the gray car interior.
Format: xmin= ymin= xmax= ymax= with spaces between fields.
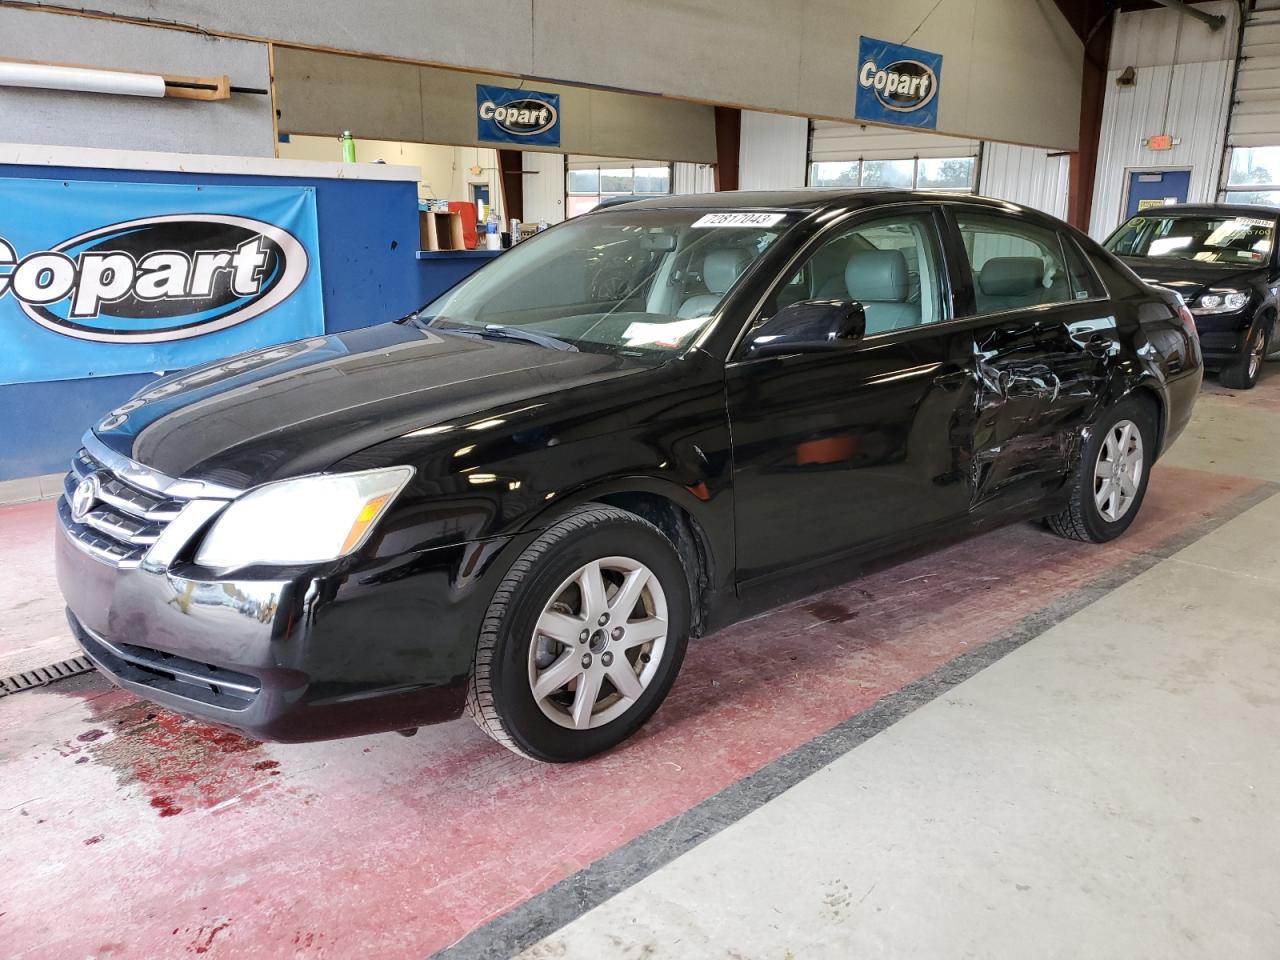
xmin=678 ymin=248 xmax=752 ymax=318
xmin=975 ymin=255 xmax=1067 ymax=313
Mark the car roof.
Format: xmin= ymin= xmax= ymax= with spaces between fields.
xmin=1128 ymin=202 xmax=1280 ymax=219
xmin=609 ymin=188 xmax=1045 ymax=218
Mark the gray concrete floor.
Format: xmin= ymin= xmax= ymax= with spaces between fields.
xmin=520 ymin=371 xmax=1280 ymax=959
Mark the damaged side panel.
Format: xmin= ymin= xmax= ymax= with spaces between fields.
xmin=965 ymin=307 xmax=1122 ymax=510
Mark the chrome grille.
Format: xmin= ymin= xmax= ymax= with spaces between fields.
xmin=59 ymin=448 xmax=187 ymax=569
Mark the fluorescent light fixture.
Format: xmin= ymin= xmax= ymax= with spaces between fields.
xmin=0 ymin=61 xmax=165 ymax=98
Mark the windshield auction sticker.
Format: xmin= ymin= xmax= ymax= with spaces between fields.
xmin=692 ymin=212 xmax=787 ymax=228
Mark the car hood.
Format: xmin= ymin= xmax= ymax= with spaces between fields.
xmin=92 ymin=322 xmax=654 ymax=488
xmin=1118 ymin=256 xmax=1263 ymax=301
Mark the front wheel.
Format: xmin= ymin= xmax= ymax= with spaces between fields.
xmin=1219 ymin=323 xmax=1267 ymax=389
xmin=467 ymin=503 xmax=691 ymax=762
xmin=1045 ymin=398 xmax=1155 ymax=543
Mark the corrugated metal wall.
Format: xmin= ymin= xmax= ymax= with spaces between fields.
xmin=1230 ymin=6 xmax=1280 ymax=146
xmin=738 ymin=111 xmax=808 ymax=190
xmin=1087 ymin=1 xmax=1237 ymax=239
xmin=979 ymin=143 xmax=1071 ymax=220
xmin=672 ymin=162 xmax=716 ymax=195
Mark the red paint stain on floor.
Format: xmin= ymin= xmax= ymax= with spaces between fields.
xmin=0 ymin=466 xmax=1264 ymax=960
xmin=50 ymin=687 xmax=273 ymax=818
xmin=184 ymin=919 xmax=232 ymax=955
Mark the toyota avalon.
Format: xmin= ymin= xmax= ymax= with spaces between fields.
xmin=57 ymin=190 xmax=1202 ymax=762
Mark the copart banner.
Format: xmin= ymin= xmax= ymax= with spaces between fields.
xmin=0 ymin=177 xmax=324 ymax=385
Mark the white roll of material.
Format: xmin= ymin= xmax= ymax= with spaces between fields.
xmin=0 ymin=62 xmax=166 ymax=98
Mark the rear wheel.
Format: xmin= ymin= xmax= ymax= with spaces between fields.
xmin=467 ymin=503 xmax=691 ymax=762
xmin=1219 ymin=323 xmax=1267 ymax=389
xmin=1045 ymin=398 xmax=1155 ymax=543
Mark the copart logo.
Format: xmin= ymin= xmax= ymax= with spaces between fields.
xmin=477 ymin=96 xmax=559 ymax=138
xmin=0 ymin=214 xmax=308 ymax=343
xmin=858 ymin=57 xmax=938 ymax=113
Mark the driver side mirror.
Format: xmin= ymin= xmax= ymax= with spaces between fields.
xmin=746 ymin=299 xmax=866 ymax=358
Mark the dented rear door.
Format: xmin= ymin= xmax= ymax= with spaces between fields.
xmin=943 ymin=207 xmax=1119 ymax=511
xmin=967 ymin=305 xmax=1117 ymax=508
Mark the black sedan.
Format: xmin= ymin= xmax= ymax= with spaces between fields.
xmin=56 ymin=190 xmax=1202 ymax=762
xmin=1105 ymin=203 xmax=1280 ymax=388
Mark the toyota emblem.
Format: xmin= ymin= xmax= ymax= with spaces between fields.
xmin=71 ymin=473 xmax=100 ymax=522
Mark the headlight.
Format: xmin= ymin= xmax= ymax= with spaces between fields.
xmin=195 ymin=466 xmax=414 ymax=568
xmin=1192 ymin=288 xmax=1250 ymax=315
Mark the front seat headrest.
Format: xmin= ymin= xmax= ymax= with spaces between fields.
xmin=845 ymin=250 xmax=909 ymax=302
xmin=702 ymin=248 xmax=752 ymax=294
xmin=979 ymin=257 xmax=1043 ymax=297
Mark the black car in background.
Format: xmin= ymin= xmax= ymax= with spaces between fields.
xmin=56 ymin=190 xmax=1202 ymax=762
xmin=1105 ymin=203 xmax=1280 ymax=388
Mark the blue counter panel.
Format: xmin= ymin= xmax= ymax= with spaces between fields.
xmin=416 ymin=249 xmax=501 ymax=304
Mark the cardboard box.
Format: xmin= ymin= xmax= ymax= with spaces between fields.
xmin=419 ymin=210 xmax=466 ymax=251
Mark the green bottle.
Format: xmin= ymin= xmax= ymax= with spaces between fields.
xmin=340 ymin=131 xmax=356 ymax=163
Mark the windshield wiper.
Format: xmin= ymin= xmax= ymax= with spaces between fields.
xmin=399 ymin=310 xmax=433 ymax=328
xmin=477 ymin=324 xmax=578 ymax=352
xmin=418 ymin=319 xmax=578 ymax=351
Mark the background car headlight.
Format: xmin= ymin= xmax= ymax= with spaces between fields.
xmin=195 ymin=466 xmax=415 ymax=568
xmin=1192 ymin=289 xmax=1250 ymax=315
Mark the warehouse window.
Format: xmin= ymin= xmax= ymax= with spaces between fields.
xmin=808 ymin=156 xmax=975 ymax=191
xmin=1223 ymin=146 xmax=1280 ymax=206
xmin=565 ymin=160 xmax=672 ymax=217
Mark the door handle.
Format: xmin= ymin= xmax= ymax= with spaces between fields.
xmin=932 ymin=366 xmax=971 ymax=391
xmin=1084 ymin=333 xmax=1111 ymax=358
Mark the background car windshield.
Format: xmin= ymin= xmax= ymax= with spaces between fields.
xmin=1105 ymin=214 xmax=1275 ymax=265
xmin=417 ymin=208 xmax=795 ymax=355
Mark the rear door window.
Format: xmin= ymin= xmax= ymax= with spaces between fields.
xmin=956 ymin=213 xmax=1074 ymax=314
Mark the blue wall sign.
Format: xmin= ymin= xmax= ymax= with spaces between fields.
xmin=0 ymin=178 xmax=323 ymax=385
xmin=476 ymin=83 xmax=561 ymax=147
xmin=854 ymin=36 xmax=943 ymax=130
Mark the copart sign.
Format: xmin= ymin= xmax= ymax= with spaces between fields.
xmin=854 ymin=36 xmax=943 ymax=130
xmin=0 ymin=178 xmax=323 ymax=386
xmin=476 ymin=83 xmax=561 ymax=147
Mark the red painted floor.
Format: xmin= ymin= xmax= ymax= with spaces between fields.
xmin=0 ymin=500 xmax=64 ymax=665
xmin=0 ymin=464 xmax=1261 ymax=959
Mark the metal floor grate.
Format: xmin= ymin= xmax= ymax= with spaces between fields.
xmin=0 ymin=656 xmax=96 ymax=696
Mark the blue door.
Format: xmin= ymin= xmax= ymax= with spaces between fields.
xmin=1125 ymin=169 xmax=1191 ymax=219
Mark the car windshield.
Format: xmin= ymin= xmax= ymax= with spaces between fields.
xmin=1105 ymin=213 xmax=1275 ymax=265
xmin=410 ymin=208 xmax=797 ymax=356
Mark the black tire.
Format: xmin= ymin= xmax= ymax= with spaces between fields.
xmin=466 ymin=503 xmax=691 ymax=762
xmin=1044 ymin=397 xmax=1156 ymax=543
xmin=1219 ymin=323 xmax=1267 ymax=389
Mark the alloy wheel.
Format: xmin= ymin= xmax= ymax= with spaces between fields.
xmin=527 ymin=557 xmax=669 ymax=730
xmin=1248 ymin=328 xmax=1265 ymax=380
xmin=1094 ymin=419 xmax=1144 ymax=523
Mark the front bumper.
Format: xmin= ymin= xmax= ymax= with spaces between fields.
xmin=1192 ymin=311 xmax=1251 ymax=365
xmin=55 ymin=506 xmax=515 ymax=742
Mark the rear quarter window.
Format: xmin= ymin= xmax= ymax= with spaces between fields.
xmin=1061 ymin=236 xmax=1105 ymax=300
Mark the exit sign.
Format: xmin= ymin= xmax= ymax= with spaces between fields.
xmin=1147 ymin=134 xmax=1174 ymax=150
